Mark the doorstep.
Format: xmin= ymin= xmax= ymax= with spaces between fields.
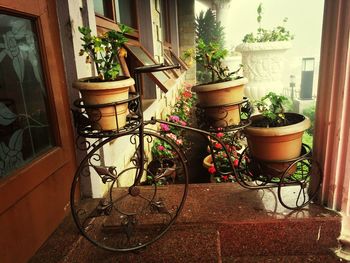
xmin=30 ymin=183 xmax=342 ymax=263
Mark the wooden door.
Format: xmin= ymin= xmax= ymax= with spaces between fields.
xmin=0 ymin=1 xmax=76 ymax=262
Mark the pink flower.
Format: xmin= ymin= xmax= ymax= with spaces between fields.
xmin=160 ymin=123 xmax=170 ymax=131
xmin=208 ymin=165 xmax=216 ymax=174
xmin=169 ymin=115 xmax=180 ymax=122
xmin=176 ymin=139 xmax=183 ymax=145
xmin=216 ymin=132 xmax=224 ymax=138
xmin=158 ymin=145 xmax=165 ymax=151
xmin=179 ymin=120 xmax=187 ymax=126
xmin=166 ymin=133 xmax=177 ymax=141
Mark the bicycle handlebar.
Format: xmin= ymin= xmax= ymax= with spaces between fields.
xmin=134 ymin=63 xmax=181 ymax=74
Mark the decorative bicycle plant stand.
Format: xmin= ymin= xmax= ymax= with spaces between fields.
xmin=237 ymin=144 xmax=322 ymax=210
xmin=70 ymin=64 xmax=322 ymax=253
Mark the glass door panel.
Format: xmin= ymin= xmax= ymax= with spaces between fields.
xmin=0 ymin=13 xmax=54 ymax=179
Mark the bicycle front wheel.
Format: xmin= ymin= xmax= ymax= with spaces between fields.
xmin=70 ymin=131 xmax=189 ymax=252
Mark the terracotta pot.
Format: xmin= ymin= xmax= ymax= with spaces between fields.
xmin=235 ymin=42 xmax=291 ymax=101
xmin=244 ymin=113 xmax=310 ymax=178
xmin=203 ymin=155 xmax=217 ymax=183
xmin=193 ymin=78 xmax=248 ymax=128
xmin=203 ymin=154 xmax=213 ymax=169
xmin=192 ymin=77 xmax=248 ymax=107
xmin=73 ymin=76 xmax=134 ymax=130
xmin=244 ymin=113 xmax=310 ymax=162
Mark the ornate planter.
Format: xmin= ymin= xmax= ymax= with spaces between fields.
xmin=235 ymin=41 xmax=291 ymax=101
xmin=73 ymin=76 xmax=134 ymax=130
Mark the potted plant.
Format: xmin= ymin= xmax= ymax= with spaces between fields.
xmin=235 ymin=3 xmax=294 ymax=101
xmin=192 ymin=39 xmax=248 ymax=128
xmin=194 ymin=8 xmax=225 ymax=84
xmin=244 ymin=92 xmax=310 ymax=172
xmin=73 ymin=25 xmax=134 ymax=131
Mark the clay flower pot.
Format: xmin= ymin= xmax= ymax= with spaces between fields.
xmin=193 ymin=77 xmax=248 ymax=107
xmin=193 ymin=78 xmax=248 ymax=127
xmin=244 ymin=113 xmax=310 ymax=177
xmin=203 ymin=154 xmax=217 ymax=183
xmin=244 ymin=113 xmax=310 ymax=162
xmin=73 ymin=76 xmax=135 ymax=130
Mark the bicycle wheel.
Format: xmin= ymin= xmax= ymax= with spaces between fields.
xmin=277 ymin=156 xmax=322 ymax=210
xmin=70 ymin=130 xmax=189 ymax=252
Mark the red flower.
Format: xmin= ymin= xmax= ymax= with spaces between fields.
xmin=216 ymin=132 xmax=224 ymax=138
xmin=183 ymin=91 xmax=192 ymax=98
xmin=222 ymin=175 xmax=228 ymax=181
xmin=215 ymin=143 xmax=222 ymax=149
xmin=234 ymin=159 xmax=239 ymax=167
xmin=208 ymin=165 xmax=216 ymax=174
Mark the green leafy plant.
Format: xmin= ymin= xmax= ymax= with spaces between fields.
xmin=303 ymin=104 xmax=315 ymax=135
xmin=195 ymin=39 xmax=242 ymax=83
xmin=242 ymin=3 xmax=294 ymax=43
xmin=78 ymin=25 xmax=132 ymax=81
xmin=195 ymin=9 xmax=225 ymax=49
xmin=151 ymin=139 xmax=176 ymax=159
xmin=182 ymin=48 xmax=195 ymax=67
xmin=255 ymin=92 xmax=290 ymax=127
xmin=193 ymin=9 xmax=242 ymax=83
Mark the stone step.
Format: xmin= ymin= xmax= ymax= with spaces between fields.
xmin=30 ymin=183 xmax=342 ymax=262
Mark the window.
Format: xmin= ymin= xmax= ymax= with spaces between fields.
xmin=160 ymin=0 xmax=171 ymax=46
xmin=93 ymin=0 xmax=114 ymax=20
xmin=124 ymin=43 xmax=175 ymax=93
xmin=0 ymin=13 xmax=54 ymax=179
xmin=94 ymin=0 xmax=138 ymax=31
xmin=116 ymin=0 xmax=137 ymax=29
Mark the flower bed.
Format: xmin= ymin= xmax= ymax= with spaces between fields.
xmin=145 ymin=84 xmax=196 ymax=185
xmin=205 ymin=130 xmax=243 ymax=183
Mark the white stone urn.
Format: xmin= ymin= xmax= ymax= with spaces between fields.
xmin=235 ymin=41 xmax=292 ymax=101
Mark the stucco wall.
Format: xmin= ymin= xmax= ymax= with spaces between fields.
xmin=178 ymin=0 xmax=196 ymax=84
